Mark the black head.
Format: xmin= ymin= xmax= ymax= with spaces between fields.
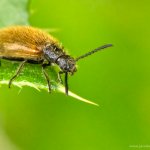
xmin=56 ymin=55 xmax=77 ymax=75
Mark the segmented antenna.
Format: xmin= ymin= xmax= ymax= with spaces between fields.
xmin=75 ymin=44 xmax=113 ymax=61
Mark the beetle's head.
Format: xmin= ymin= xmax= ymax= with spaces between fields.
xmin=57 ymin=56 xmax=77 ymax=75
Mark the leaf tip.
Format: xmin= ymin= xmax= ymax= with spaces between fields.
xmin=58 ymin=85 xmax=99 ymax=106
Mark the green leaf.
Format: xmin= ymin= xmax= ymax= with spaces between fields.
xmin=0 ymin=60 xmax=98 ymax=106
xmin=0 ymin=0 xmax=98 ymax=106
xmin=0 ymin=0 xmax=29 ymax=27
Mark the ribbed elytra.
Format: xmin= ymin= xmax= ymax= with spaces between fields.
xmin=0 ymin=26 xmax=113 ymax=95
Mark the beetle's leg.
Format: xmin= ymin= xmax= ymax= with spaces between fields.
xmin=9 ymin=60 xmax=27 ymax=88
xmin=58 ymin=71 xmax=63 ymax=84
xmin=42 ymin=62 xmax=51 ymax=93
xmin=58 ymin=71 xmax=69 ymax=95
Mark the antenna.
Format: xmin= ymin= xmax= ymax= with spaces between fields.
xmin=75 ymin=44 xmax=113 ymax=61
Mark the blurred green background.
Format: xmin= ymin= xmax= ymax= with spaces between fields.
xmin=0 ymin=0 xmax=150 ymax=150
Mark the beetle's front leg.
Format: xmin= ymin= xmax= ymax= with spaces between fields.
xmin=58 ymin=71 xmax=69 ymax=95
xmin=58 ymin=71 xmax=64 ymax=84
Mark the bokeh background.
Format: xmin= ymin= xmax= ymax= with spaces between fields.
xmin=0 ymin=0 xmax=150 ymax=150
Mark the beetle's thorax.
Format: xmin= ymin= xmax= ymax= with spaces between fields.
xmin=43 ymin=44 xmax=63 ymax=63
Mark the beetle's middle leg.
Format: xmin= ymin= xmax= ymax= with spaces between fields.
xmin=58 ymin=71 xmax=64 ymax=84
xmin=42 ymin=62 xmax=51 ymax=93
xmin=9 ymin=60 xmax=27 ymax=88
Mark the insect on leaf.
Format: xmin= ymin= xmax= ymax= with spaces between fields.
xmin=0 ymin=0 xmax=98 ymax=106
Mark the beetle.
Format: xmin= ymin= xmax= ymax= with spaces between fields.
xmin=0 ymin=26 xmax=112 ymax=95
